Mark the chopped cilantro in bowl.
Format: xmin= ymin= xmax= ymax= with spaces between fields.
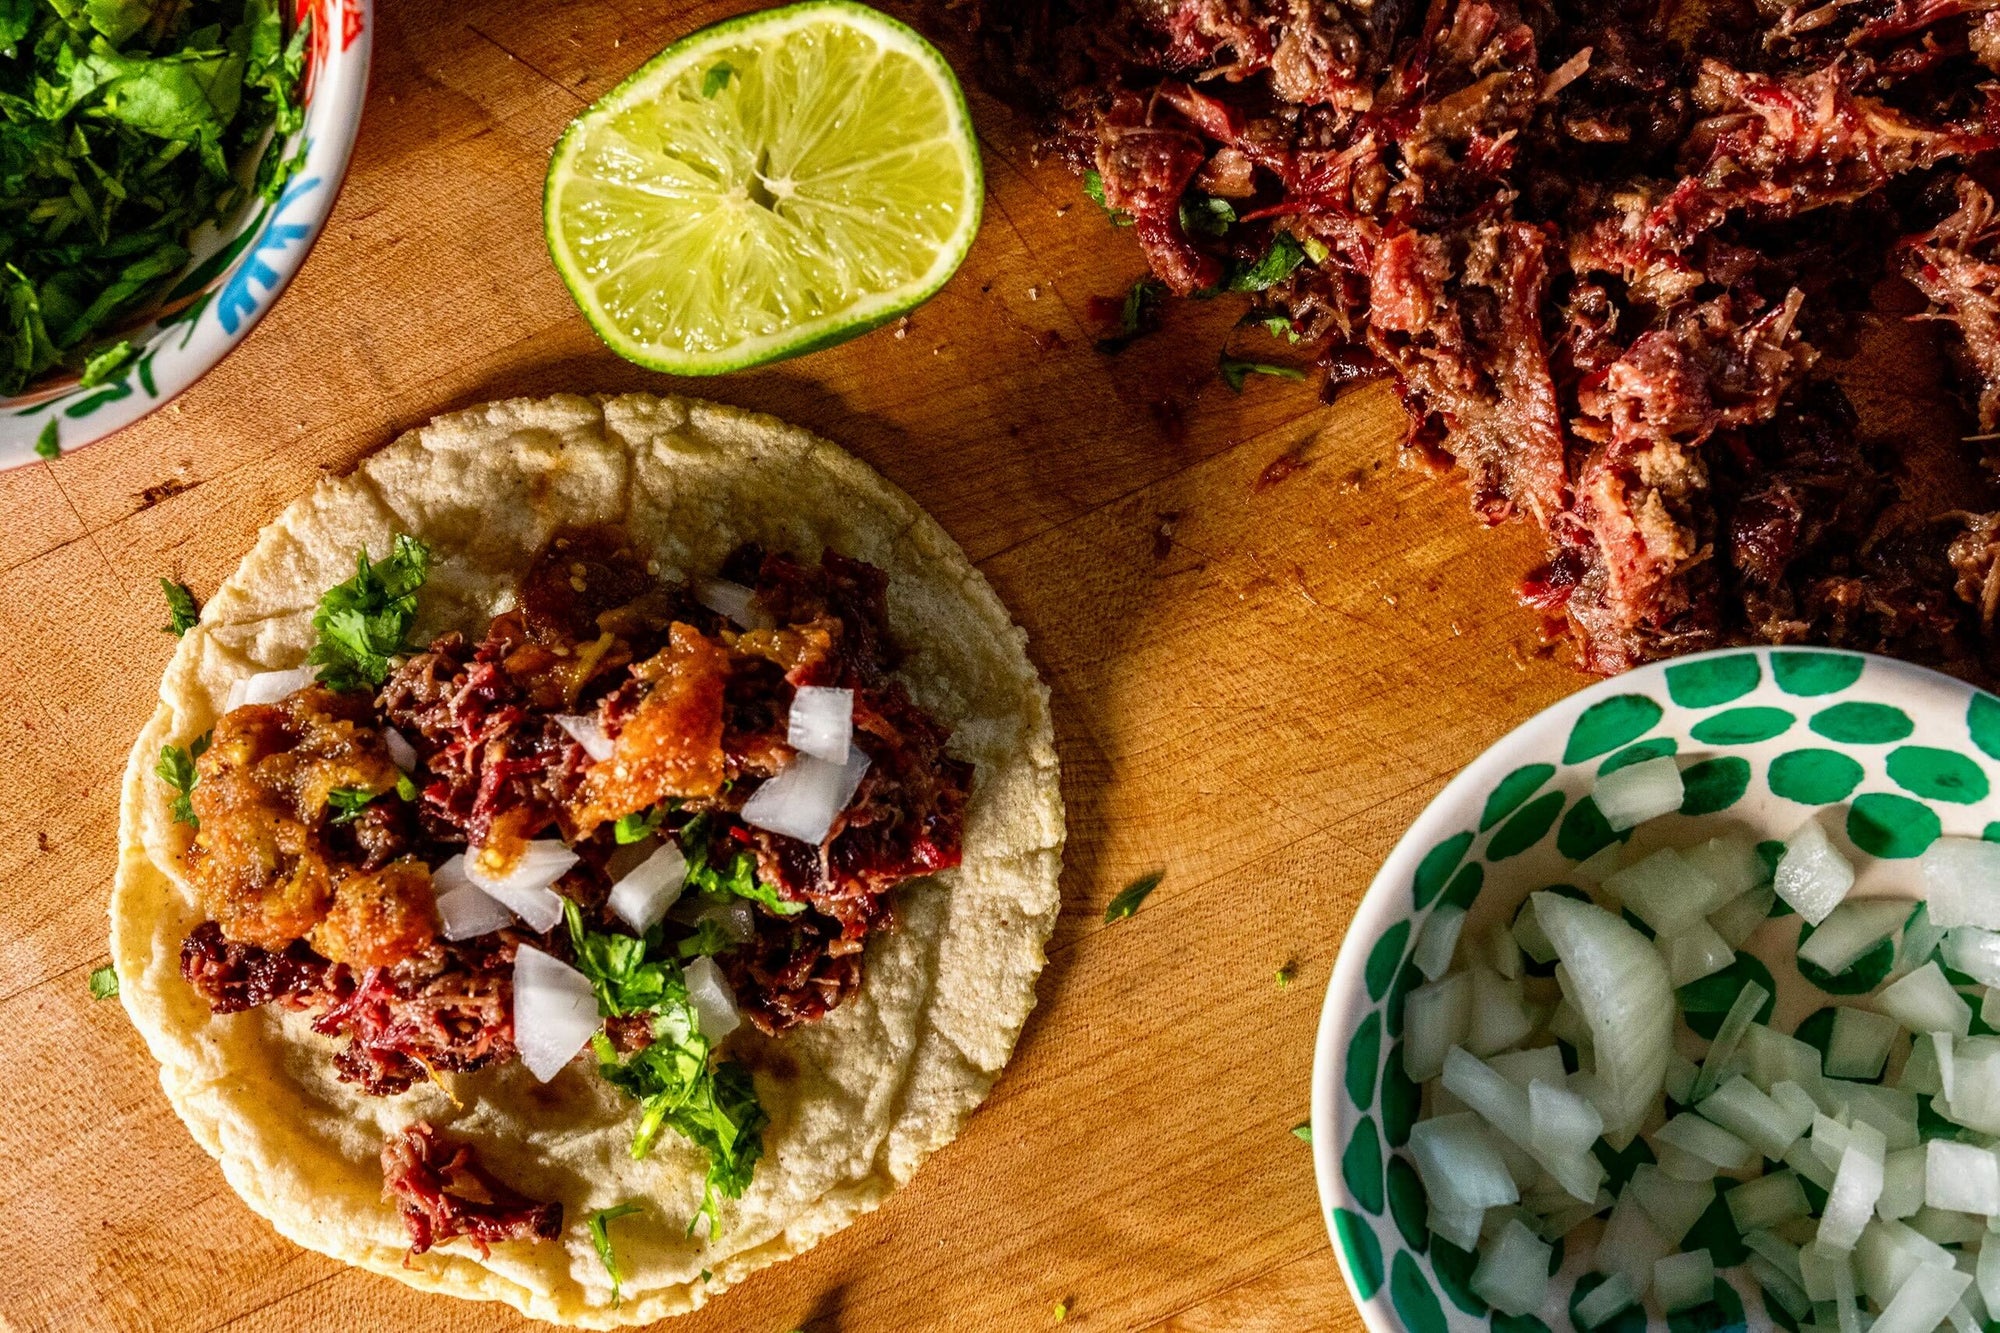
xmin=1 ymin=0 xmax=372 ymax=468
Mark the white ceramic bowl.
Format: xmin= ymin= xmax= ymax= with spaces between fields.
xmin=0 ymin=0 xmax=372 ymax=468
xmin=1312 ymin=647 xmax=2000 ymax=1333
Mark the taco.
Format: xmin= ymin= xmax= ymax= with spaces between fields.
xmin=109 ymin=393 xmax=1064 ymax=1326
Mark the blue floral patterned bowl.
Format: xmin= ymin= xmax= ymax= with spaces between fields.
xmin=1 ymin=0 xmax=372 ymax=469
xmin=1311 ymin=648 xmax=2000 ymax=1333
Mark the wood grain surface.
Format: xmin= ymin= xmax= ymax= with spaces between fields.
xmin=0 ymin=2 xmax=1605 ymax=1329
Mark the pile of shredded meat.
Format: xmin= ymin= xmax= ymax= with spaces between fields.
xmin=952 ymin=0 xmax=2000 ymax=675
xmin=176 ymin=529 xmax=972 ymax=1246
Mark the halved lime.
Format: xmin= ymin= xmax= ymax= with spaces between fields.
xmin=545 ymin=1 xmax=984 ymax=375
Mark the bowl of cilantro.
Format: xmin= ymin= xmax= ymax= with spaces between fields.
xmin=0 ymin=0 xmax=370 ymax=468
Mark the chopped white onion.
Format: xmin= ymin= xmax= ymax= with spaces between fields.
xmin=383 ymin=725 xmax=419 ymax=772
xmin=1799 ymin=1239 xmax=1849 ymax=1303
xmin=1880 ymin=1147 xmax=1929 ymax=1221
xmin=1575 ymin=1272 xmax=1639 ymax=1329
xmin=1469 ymin=1217 xmax=1551 ymax=1317
xmin=1978 ymin=1239 xmax=2000 ymax=1317
xmin=512 ymin=944 xmax=601 ymax=1082
xmin=606 ymin=840 xmax=688 ymax=934
xmin=1823 ymin=1130 xmax=1889 ymax=1250
xmin=1629 ymin=1163 xmax=1713 ymax=1243
xmin=1531 ymin=892 xmax=1673 ymax=1147
xmin=1692 ymin=978 xmax=1769 ymax=1103
xmin=1595 ymin=1191 xmax=1669 ymax=1294
xmin=1408 ymin=1112 xmax=1520 ymax=1216
xmin=433 ymin=871 xmax=516 ymax=941
xmin=1711 ymin=883 xmax=1777 ymax=949
xmin=1656 ymin=1250 xmax=1717 ymax=1315
xmin=1686 ymin=833 xmax=1769 ymax=900
xmin=1857 ymin=1218 xmax=1954 ymax=1309
xmin=1943 ymin=926 xmax=2000 ymax=989
xmin=553 ymin=712 xmax=615 ymax=762
xmin=1802 ymin=899 xmax=1911 ymax=976
xmin=1827 ymin=1006 xmax=1902 ymax=1081
xmin=1656 ymin=1111 xmax=1755 ymax=1171
xmin=1902 ymin=900 xmax=1948 ymax=974
xmin=466 ymin=840 xmax=575 ymax=934
xmin=1924 ymin=838 xmax=2000 ymax=930
xmin=1489 ymin=1046 xmax=1566 ymax=1091
xmin=1943 ymin=1037 xmax=2000 ymax=1134
xmin=1661 ymin=919 xmax=1735 ymax=987
xmin=1873 ymin=1261 xmax=1972 ymax=1333
xmin=1413 ymin=904 xmax=1467 ymax=981
xmin=1606 ymin=848 xmax=1728 ymax=935
xmin=1594 ymin=756 xmax=1685 ymax=831
xmin=786 ymin=685 xmax=853 ymax=763
xmin=1402 ymin=973 xmax=1472 ymax=1083
xmin=1742 ymin=1022 xmax=1822 ymax=1092
xmin=1699 ymin=1074 xmax=1803 ymax=1159
xmin=1925 ymin=1140 xmax=2000 ymax=1216
xmin=682 ymin=955 xmax=741 ymax=1044
xmin=1777 ymin=818 xmax=1857 ymax=925
xmin=1878 ymin=962 xmax=1972 ymax=1038
xmin=1467 ymin=967 xmax=1533 ymax=1057
xmin=696 ymin=577 xmax=771 ymax=629
xmin=225 ymin=665 xmax=317 ymax=712
xmin=1729 ymin=1170 xmax=1811 ymax=1233
xmin=740 ymin=748 xmax=871 ymax=846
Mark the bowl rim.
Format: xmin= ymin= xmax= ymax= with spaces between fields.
xmin=1307 ymin=645 xmax=1992 ymax=1331
xmin=0 ymin=0 xmax=374 ymax=470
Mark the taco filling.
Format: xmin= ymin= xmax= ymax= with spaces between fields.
xmin=163 ymin=526 xmax=973 ymax=1247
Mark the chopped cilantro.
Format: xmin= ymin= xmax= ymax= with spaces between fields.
xmin=565 ymin=902 xmax=769 ymax=1235
xmin=1054 ymin=1301 xmax=1069 ymax=1322
xmin=88 ymin=964 xmax=118 ymax=999
xmin=78 ymin=340 xmax=134 ymax=387
xmin=677 ymin=915 xmax=738 ymax=960
xmin=615 ymin=807 xmax=666 ymax=845
xmin=1292 ymin=1121 xmax=1313 ymax=1143
xmin=307 ymin=534 xmax=432 ymax=690
xmin=1275 ymin=962 xmax=1296 ymax=989
xmin=1096 ymin=276 xmax=1163 ymax=355
xmin=326 ymin=786 xmax=378 ymax=823
xmin=160 ymin=578 xmax=200 ymax=636
xmin=1081 ymin=169 xmax=1132 ymax=226
xmin=0 ymin=0 xmax=306 ymax=395
xmin=587 ymin=1203 xmax=643 ymax=1305
xmin=1302 ymin=235 xmax=1331 ymax=264
xmin=1219 ymin=356 xmax=1307 ymax=392
xmin=1245 ymin=310 xmax=1301 ymax=344
xmin=1104 ymin=870 xmax=1163 ymax=923
xmin=155 ymin=732 xmax=210 ymax=828
xmin=680 ymin=815 xmax=804 ymax=917
xmin=701 ymin=62 xmax=734 ymax=97
xmin=395 ymin=771 xmax=418 ymax=802
xmin=1179 ymin=193 xmax=1236 ymax=237
xmin=33 ymin=418 xmax=57 ymax=459
xmin=1223 ymin=234 xmax=1306 ymax=293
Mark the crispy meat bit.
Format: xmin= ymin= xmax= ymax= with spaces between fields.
xmin=189 ymin=686 xmax=425 ymax=959
xmin=571 ymin=622 xmax=731 ymax=834
xmin=381 ymin=1123 xmax=561 ymax=1257
xmin=310 ymin=857 xmax=440 ymax=969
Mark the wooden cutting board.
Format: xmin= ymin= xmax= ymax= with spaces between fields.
xmin=0 ymin=2 xmax=1627 ymax=1329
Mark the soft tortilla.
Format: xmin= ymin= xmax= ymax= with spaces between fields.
xmin=109 ymin=393 xmax=1064 ymax=1326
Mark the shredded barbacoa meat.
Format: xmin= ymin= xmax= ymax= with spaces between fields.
xmin=380 ymin=1122 xmax=562 ymax=1257
xmin=178 ymin=529 xmax=972 ymax=1096
xmin=952 ymin=0 xmax=2000 ymax=676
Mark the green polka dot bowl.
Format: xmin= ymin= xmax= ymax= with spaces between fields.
xmin=1312 ymin=647 xmax=2000 ymax=1333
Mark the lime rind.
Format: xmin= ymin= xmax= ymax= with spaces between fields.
xmin=545 ymin=1 xmax=984 ymax=376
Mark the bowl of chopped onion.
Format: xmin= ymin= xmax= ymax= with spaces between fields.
xmin=1313 ymin=647 xmax=2000 ymax=1333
